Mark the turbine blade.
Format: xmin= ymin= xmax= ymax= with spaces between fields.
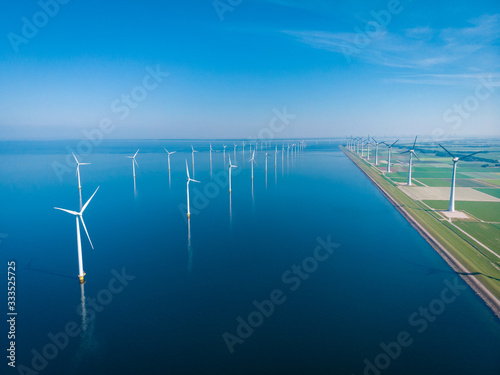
xmin=461 ymin=151 xmax=482 ymax=160
xmin=185 ymin=160 xmax=190 ymax=179
xmin=191 ymin=179 xmax=201 ymax=183
xmin=80 ymin=163 xmax=91 ymax=166
xmin=412 ymin=136 xmax=418 ymax=149
xmin=79 ymin=216 xmax=94 ymax=250
xmin=81 ymin=186 xmax=99 ymax=214
xmin=72 ymin=153 xmax=79 ymax=164
xmin=54 ymin=207 xmax=79 ymax=216
xmin=164 ymin=148 xmax=168 ymax=153
xmin=134 ymin=149 xmax=139 ymax=158
xmin=438 ymin=144 xmax=455 ymax=158
xmin=391 ymin=139 xmax=399 ymax=147
xmin=134 ymin=158 xmax=139 ymax=167
xmin=413 ymin=152 xmax=421 ymax=161
xmin=401 ymin=150 xmax=410 ymax=154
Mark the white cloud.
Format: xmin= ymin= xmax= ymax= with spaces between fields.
xmin=281 ymin=13 xmax=500 ymax=74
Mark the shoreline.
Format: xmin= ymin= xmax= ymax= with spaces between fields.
xmin=340 ymin=146 xmax=500 ymax=319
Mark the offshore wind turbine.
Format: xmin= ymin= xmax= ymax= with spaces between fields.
xmin=228 ymin=155 xmax=237 ymax=194
xmin=191 ymin=145 xmax=198 ymax=167
xmin=164 ymin=149 xmax=176 ymax=171
xmin=233 ymin=143 xmax=238 ymax=162
xmin=384 ymin=140 xmax=399 ymax=173
xmin=126 ymin=149 xmax=139 ymax=178
xmin=439 ymin=145 xmax=482 ymax=212
xmin=401 ymin=136 xmax=420 ymax=186
xmin=223 ymin=145 xmax=227 ymax=159
xmin=72 ymin=153 xmax=90 ymax=190
xmin=54 ymin=187 xmax=99 ymax=283
xmin=185 ymin=160 xmax=200 ymax=219
xmin=249 ymin=150 xmax=257 ymax=180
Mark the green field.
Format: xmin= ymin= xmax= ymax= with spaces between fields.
xmin=485 ymin=179 xmax=500 ymax=186
xmin=422 ymin=200 xmax=500 ymax=222
xmin=475 ymin=188 xmax=500 ymax=199
xmin=341 ymin=146 xmax=500 ymax=305
xmin=454 ymin=221 xmax=500 ymax=258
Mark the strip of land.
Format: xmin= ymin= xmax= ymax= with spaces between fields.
xmin=340 ymin=146 xmax=500 ymax=319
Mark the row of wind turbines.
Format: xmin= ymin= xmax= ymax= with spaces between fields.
xmin=346 ymin=136 xmax=482 ymax=213
xmin=54 ymin=142 xmax=306 ymax=283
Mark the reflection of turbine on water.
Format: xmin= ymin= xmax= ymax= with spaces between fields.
xmin=229 ymin=193 xmax=233 ymax=225
xmin=251 ymin=179 xmax=255 ymax=212
xmin=73 ymin=282 xmax=96 ymax=372
xmin=187 ymin=219 xmax=192 ymax=272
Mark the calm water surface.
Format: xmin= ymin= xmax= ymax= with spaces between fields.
xmin=1 ymin=140 xmax=499 ymax=374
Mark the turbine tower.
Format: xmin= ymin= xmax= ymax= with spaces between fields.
xmin=439 ymin=145 xmax=482 ymax=212
xmin=401 ymin=136 xmax=420 ymax=186
xmin=54 ymin=187 xmax=99 ymax=283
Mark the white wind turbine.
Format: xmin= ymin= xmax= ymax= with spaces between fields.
xmin=223 ymin=145 xmax=227 ymax=159
xmin=54 ymin=187 xmax=99 ymax=283
xmin=191 ymin=145 xmax=198 ymax=169
xmin=164 ymin=149 xmax=176 ymax=171
xmin=384 ymin=140 xmax=399 ymax=173
xmin=126 ymin=149 xmax=139 ymax=178
xmin=401 ymin=136 xmax=420 ymax=186
xmin=371 ymin=138 xmax=384 ymax=165
xmin=265 ymin=152 xmax=268 ymax=172
xmin=210 ymin=143 xmax=215 ymax=164
xmin=249 ymin=150 xmax=258 ymax=180
xmin=185 ymin=160 xmax=200 ymax=219
xmin=233 ymin=143 xmax=238 ymax=161
xmin=72 ymin=153 xmax=91 ymax=190
xmin=210 ymin=144 xmax=216 ymax=178
xmin=439 ymin=145 xmax=482 ymax=212
xmin=228 ymin=155 xmax=237 ymax=194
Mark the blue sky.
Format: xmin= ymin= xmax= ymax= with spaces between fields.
xmin=0 ymin=0 xmax=499 ymax=140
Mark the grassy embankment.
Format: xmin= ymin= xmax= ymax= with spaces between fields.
xmin=340 ymin=146 xmax=500 ymax=308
